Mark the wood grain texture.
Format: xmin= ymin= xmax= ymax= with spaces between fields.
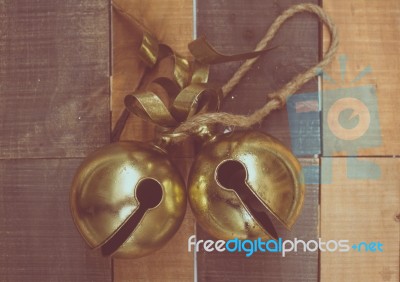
xmin=0 ymin=0 xmax=110 ymax=159
xmin=320 ymin=1 xmax=400 ymax=280
xmin=0 ymin=159 xmax=111 ymax=281
xmin=321 ymin=0 xmax=400 ymax=156
xmin=0 ymin=0 xmax=112 ymax=280
xmin=320 ymin=158 xmax=400 ymax=282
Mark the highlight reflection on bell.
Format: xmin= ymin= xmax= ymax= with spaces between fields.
xmin=70 ymin=142 xmax=186 ymax=259
xmin=188 ymin=130 xmax=305 ymax=240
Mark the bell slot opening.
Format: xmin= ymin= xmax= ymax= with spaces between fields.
xmin=101 ymin=178 xmax=163 ymax=256
xmin=216 ymin=160 xmax=278 ymax=239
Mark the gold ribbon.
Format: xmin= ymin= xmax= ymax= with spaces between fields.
xmin=124 ymin=31 xmax=274 ymax=129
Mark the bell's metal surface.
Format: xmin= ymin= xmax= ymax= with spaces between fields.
xmin=70 ymin=142 xmax=186 ymax=258
xmin=188 ymin=130 xmax=305 ymax=240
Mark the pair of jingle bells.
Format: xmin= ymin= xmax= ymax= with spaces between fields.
xmin=70 ymin=129 xmax=304 ymax=259
xmin=69 ymin=33 xmax=305 ymax=259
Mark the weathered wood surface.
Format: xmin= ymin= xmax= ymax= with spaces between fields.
xmin=0 ymin=0 xmax=110 ymax=159
xmin=0 ymin=159 xmax=111 ymax=281
xmin=1 ymin=0 xmax=395 ymax=280
xmin=0 ymin=1 xmax=112 ymax=281
xmin=320 ymin=1 xmax=400 ymax=281
xmin=320 ymin=158 xmax=400 ymax=282
xmin=322 ymin=0 xmax=400 ymax=156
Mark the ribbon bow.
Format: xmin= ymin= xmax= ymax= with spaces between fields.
xmin=124 ymin=31 xmax=273 ymax=128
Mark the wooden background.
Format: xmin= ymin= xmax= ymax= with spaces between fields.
xmin=0 ymin=0 xmax=399 ymax=281
xmin=0 ymin=0 xmax=112 ymax=281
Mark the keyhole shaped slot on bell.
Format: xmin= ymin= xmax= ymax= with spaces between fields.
xmin=101 ymin=178 xmax=163 ymax=256
xmin=216 ymin=160 xmax=279 ymax=239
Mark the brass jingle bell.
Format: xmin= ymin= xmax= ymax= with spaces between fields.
xmin=188 ymin=130 xmax=304 ymax=240
xmin=70 ymin=142 xmax=186 ymax=258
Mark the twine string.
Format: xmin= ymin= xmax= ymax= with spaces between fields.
xmin=173 ymin=3 xmax=338 ymax=135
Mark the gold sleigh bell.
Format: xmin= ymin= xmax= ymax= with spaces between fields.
xmin=188 ymin=130 xmax=304 ymax=240
xmin=70 ymin=3 xmax=338 ymax=258
xmin=70 ymin=142 xmax=186 ymax=259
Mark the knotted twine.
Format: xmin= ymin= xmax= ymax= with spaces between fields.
xmin=113 ymin=3 xmax=338 ymax=142
xmin=174 ymin=3 xmax=338 ymax=137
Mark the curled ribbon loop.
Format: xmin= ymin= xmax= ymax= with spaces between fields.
xmin=171 ymin=83 xmax=222 ymax=122
xmin=189 ymin=36 xmax=275 ymax=65
xmin=113 ymin=3 xmax=338 ymax=142
xmin=124 ymin=31 xmax=275 ymax=129
xmin=139 ymin=32 xmax=159 ymax=68
xmin=124 ymin=91 xmax=178 ymax=127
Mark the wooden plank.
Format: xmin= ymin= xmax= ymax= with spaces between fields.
xmin=0 ymin=159 xmax=111 ymax=281
xmin=111 ymin=1 xmax=195 ymax=280
xmin=321 ymin=0 xmax=400 ymax=156
xmin=196 ymin=158 xmax=319 ymax=282
xmin=0 ymin=0 xmax=110 ymax=159
xmin=320 ymin=157 xmax=400 ymax=282
xmin=0 ymin=1 xmax=112 ymax=280
xmin=195 ymin=1 xmax=320 ymax=281
xmin=197 ymin=0 xmax=320 ymax=153
xmin=320 ymin=1 xmax=400 ymax=281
